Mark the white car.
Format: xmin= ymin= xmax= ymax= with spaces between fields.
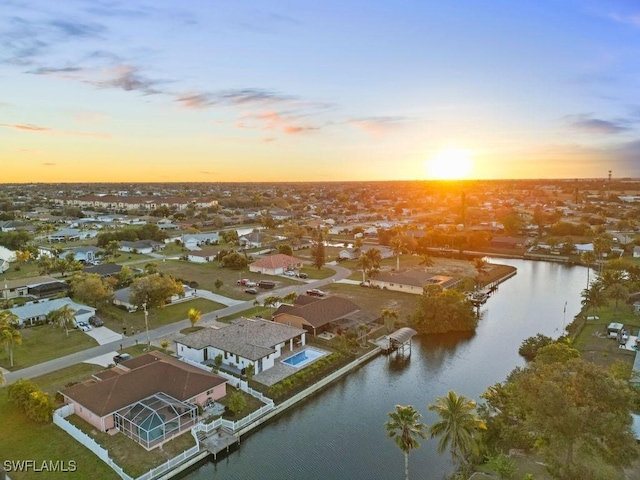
xmin=77 ymin=321 xmax=92 ymax=332
xmin=285 ymin=270 xmax=296 ymax=276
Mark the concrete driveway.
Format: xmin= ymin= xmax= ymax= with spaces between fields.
xmin=83 ymin=351 xmax=120 ymax=367
xmin=84 ymin=326 xmax=123 ymax=345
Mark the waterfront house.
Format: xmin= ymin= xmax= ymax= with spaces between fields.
xmin=273 ymin=295 xmax=374 ymax=336
xmin=59 ymin=351 xmax=227 ymax=450
xmin=176 ymin=317 xmax=306 ymax=375
xmin=369 ymin=270 xmax=460 ymax=295
xmin=186 ymin=248 xmax=221 ymax=263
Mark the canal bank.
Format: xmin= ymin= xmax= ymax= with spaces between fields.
xmin=185 ymin=258 xmax=587 ymax=480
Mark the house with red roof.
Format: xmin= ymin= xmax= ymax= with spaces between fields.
xmin=249 ymin=254 xmax=303 ymax=275
xmin=59 ymin=352 xmax=226 ymax=450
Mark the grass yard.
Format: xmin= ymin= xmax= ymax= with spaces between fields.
xmin=572 ymin=302 xmax=640 ymax=369
xmin=98 ymin=298 xmax=225 ymax=336
xmin=324 ymin=283 xmax=419 ymax=321
xmin=0 ymin=389 xmax=119 ymax=480
xmin=67 ymin=414 xmax=196 ymax=478
xmin=155 ymin=259 xmax=301 ymax=299
xmin=0 ymin=324 xmax=99 ymax=371
xmin=32 ymin=363 xmax=106 ymax=396
xmin=217 ymin=306 xmax=276 ymax=323
xmin=0 ymin=262 xmax=42 ymax=281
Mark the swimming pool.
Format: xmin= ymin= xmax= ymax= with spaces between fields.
xmin=282 ymin=348 xmax=325 ymax=368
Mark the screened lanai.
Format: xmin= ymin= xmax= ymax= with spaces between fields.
xmin=114 ymin=392 xmax=197 ymax=450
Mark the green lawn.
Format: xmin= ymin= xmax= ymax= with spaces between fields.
xmin=0 ymin=262 xmax=42 ymax=281
xmin=32 ymin=363 xmax=106 ymax=396
xmin=324 ymin=283 xmax=418 ymax=321
xmin=0 ymin=389 xmax=119 ymax=480
xmin=98 ymin=297 xmax=226 ymax=335
xmin=217 ymin=306 xmax=276 ymax=323
xmin=0 ymin=324 xmax=99 ymax=371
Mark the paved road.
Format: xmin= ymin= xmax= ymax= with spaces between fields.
xmin=3 ymin=264 xmax=352 ymax=385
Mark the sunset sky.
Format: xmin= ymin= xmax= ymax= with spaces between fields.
xmin=2 ymin=0 xmax=640 ymax=182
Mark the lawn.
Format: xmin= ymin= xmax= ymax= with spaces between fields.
xmin=0 ymin=324 xmax=99 ymax=371
xmin=324 ymin=283 xmax=419 ymax=321
xmin=155 ymin=259 xmax=301 ymax=299
xmin=0 ymin=389 xmax=119 ymax=480
xmin=98 ymin=297 xmax=226 ymax=336
xmin=32 ymin=363 xmax=106 ymax=396
xmin=572 ymin=302 xmax=640 ymax=369
xmin=217 ymin=306 xmax=276 ymax=323
xmin=0 ymin=262 xmax=42 ymax=281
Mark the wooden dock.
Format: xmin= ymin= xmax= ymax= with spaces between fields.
xmin=198 ymin=428 xmax=239 ymax=460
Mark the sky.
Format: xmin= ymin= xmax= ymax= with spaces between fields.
xmin=2 ymin=0 xmax=640 ymax=183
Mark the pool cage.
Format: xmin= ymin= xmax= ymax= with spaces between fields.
xmin=114 ymin=392 xmax=197 ymax=450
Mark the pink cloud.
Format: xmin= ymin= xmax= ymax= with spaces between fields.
xmin=0 ymin=123 xmax=110 ymax=138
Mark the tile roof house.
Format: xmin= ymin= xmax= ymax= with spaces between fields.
xmin=369 ymin=270 xmax=460 ymax=295
xmin=249 ymin=254 xmax=304 ymax=275
xmin=176 ymin=317 xmax=306 ymax=375
xmin=273 ymin=295 xmax=374 ymax=336
xmin=60 ymin=352 xmax=227 ymax=449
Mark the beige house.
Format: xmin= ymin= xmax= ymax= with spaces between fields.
xmin=249 ymin=254 xmax=304 ymax=275
xmin=369 ymin=270 xmax=460 ymax=295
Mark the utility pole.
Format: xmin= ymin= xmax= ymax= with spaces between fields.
xmin=142 ymin=302 xmax=150 ymax=352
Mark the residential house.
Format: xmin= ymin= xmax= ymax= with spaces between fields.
xmin=249 ymin=254 xmax=304 ymax=275
xmin=273 ymin=295 xmax=375 ymax=336
xmin=47 ymin=228 xmax=98 ymax=242
xmin=369 ymin=270 xmax=460 ymax=295
xmin=9 ymin=297 xmax=94 ymax=327
xmin=634 ymin=246 xmax=640 ymax=259
xmin=178 ymin=232 xmax=220 ymax=250
xmin=1 ymin=276 xmax=68 ymax=301
xmin=59 ymin=352 xmax=227 ymax=450
xmin=489 ymin=236 xmax=526 ymax=250
xmin=239 ymin=232 xmax=271 ymax=249
xmin=83 ymin=263 xmax=123 ymax=278
xmin=119 ymin=240 xmax=165 ymax=255
xmin=60 ymin=246 xmax=102 ymax=263
xmin=0 ymin=220 xmax=33 ymax=232
xmin=338 ymin=245 xmax=393 ymax=261
xmin=113 ymin=285 xmax=195 ymax=312
xmin=186 ymin=248 xmax=221 ymax=263
xmin=176 ymin=317 xmax=306 ymax=375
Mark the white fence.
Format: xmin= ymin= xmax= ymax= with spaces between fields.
xmin=53 ymin=406 xmax=202 ymax=480
xmin=53 ymin=406 xmax=132 ymax=480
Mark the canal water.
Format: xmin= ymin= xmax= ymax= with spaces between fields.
xmin=187 ymin=258 xmax=587 ymax=480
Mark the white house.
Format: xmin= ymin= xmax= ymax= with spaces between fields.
xmin=186 ymin=248 xmax=220 ymax=263
xmin=119 ymin=240 xmax=165 ymax=255
xmin=178 ymin=232 xmax=220 ymax=251
xmin=113 ymin=285 xmax=195 ymax=312
xmin=9 ymin=297 xmax=95 ymax=327
xmin=175 ymin=317 xmax=305 ymax=375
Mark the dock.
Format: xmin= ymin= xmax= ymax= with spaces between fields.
xmin=197 ymin=428 xmax=239 ymax=460
xmin=373 ymin=327 xmax=417 ymax=357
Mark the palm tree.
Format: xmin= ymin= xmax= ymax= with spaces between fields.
xmin=473 ymin=257 xmax=489 ymax=290
xmin=607 ymin=283 xmax=629 ymax=312
xmin=0 ymin=369 xmax=5 ymax=387
xmin=188 ymin=308 xmax=202 ymax=328
xmin=263 ymin=295 xmax=282 ymax=308
xmin=418 ymin=254 xmax=434 ymax=271
xmin=390 ymin=237 xmax=406 ymax=271
xmin=581 ymin=284 xmax=607 ymax=314
xmin=0 ymin=312 xmax=21 ymax=367
xmin=381 ymin=308 xmax=399 ymax=333
xmin=364 ymin=248 xmax=383 ymax=278
xmin=356 ymin=253 xmax=372 ymax=284
xmin=580 ymin=251 xmax=597 ymax=288
xmin=50 ymin=305 xmax=76 ymax=337
xmin=282 ymin=291 xmax=298 ymax=305
xmin=385 ymin=405 xmax=428 ymax=480
xmin=428 ymin=390 xmax=486 ymax=465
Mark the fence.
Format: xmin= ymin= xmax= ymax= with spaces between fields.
xmin=54 ymin=406 xmax=203 ymax=480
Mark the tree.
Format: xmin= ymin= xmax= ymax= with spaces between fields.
xmin=70 ymin=273 xmax=114 ymax=307
xmin=473 ymin=257 xmax=489 ymax=289
xmin=356 ymin=253 xmax=372 ymax=284
xmin=220 ymin=251 xmax=249 ymax=270
xmin=160 ymin=340 xmax=169 ymax=353
xmin=411 ymin=289 xmax=476 ymax=334
xmin=49 ymin=305 xmax=76 ymax=337
xmin=0 ymin=312 xmax=21 ymax=367
xmin=15 ymin=249 xmax=30 ymax=269
xmin=418 ymin=254 xmax=434 ymax=271
xmin=105 ymin=240 xmax=120 ymax=258
xmin=580 ymin=284 xmax=606 ymax=314
xmin=518 ymin=334 xmax=554 ymax=361
xmin=37 ymin=256 xmax=53 ymax=275
xmin=428 ymin=391 xmax=486 ymax=465
xmin=381 ymin=308 xmax=398 ymax=333
xmin=390 ymin=237 xmax=406 ymax=271
xmin=607 ymin=282 xmax=629 ymax=312
xmin=144 ymin=262 xmax=158 ymax=275
xmin=278 ymin=244 xmax=293 ymax=256
xmin=482 ymin=346 xmax=638 ymax=478
xmin=214 ymin=278 xmax=223 ymax=290
xmin=580 ymin=251 xmax=597 ymax=288
xmin=311 ymin=231 xmax=325 ymax=270
xmin=0 ymin=370 xmax=4 ymax=387
xmin=282 ymin=291 xmax=298 ymax=305
xmin=188 ymin=308 xmax=202 ymax=328
xmin=385 ymin=405 xmax=427 ymax=480
xmin=129 ymin=274 xmax=184 ymax=310
xmin=263 ymin=295 xmax=281 ymax=308
xmin=228 ymin=390 xmax=247 ymax=415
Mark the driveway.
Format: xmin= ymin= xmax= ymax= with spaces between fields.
xmin=83 ymin=351 xmax=120 ymax=367
xmin=84 ymin=326 xmax=123 ymax=345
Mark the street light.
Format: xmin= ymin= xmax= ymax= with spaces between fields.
xmin=142 ymin=302 xmax=150 ymax=352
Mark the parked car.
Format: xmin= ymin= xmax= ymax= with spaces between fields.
xmin=258 ymin=280 xmax=276 ymax=289
xmin=306 ymin=289 xmax=326 ymax=297
xmin=284 ymin=270 xmax=296 ymax=277
xmin=297 ymin=272 xmax=309 ymax=279
xmin=244 ymin=288 xmax=258 ymax=294
xmin=77 ymin=321 xmax=92 ymax=332
xmin=89 ymin=315 xmax=104 ymax=327
xmin=113 ymin=353 xmax=132 ymax=364
xmin=237 ymin=278 xmax=250 ymax=286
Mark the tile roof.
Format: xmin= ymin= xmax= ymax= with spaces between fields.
xmin=274 ymin=296 xmax=361 ymax=328
xmin=178 ymin=318 xmax=305 ymax=361
xmin=61 ymin=352 xmax=226 ymax=417
xmin=250 ymin=254 xmax=302 ymax=270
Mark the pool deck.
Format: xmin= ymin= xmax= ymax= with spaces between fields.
xmin=253 ymin=345 xmax=329 ymax=387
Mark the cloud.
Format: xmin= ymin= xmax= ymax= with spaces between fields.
xmin=86 ymin=64 xmax=162 ymax=95
xmin=347 ymin=116 xmax=408 ymax=135
xmin=608 ymin=12 xmax=640 ymax=28
xmin=176 ymin=88 xmax=296 ymax=109
xmin=241 ymin=110 xmax=319 ymax=135
xmin=563 ymin=114 xmax=630 ymax=134
xmin=199 ymin=171 xmax=215 ymax=175
xmin=42 ymin=162 xmax=56 ymax=166
xmin=0 ymin=123 xmax=110 ymax=138
xmin=176 ymin=93 xmax=215 ymax=109
xmin=48 ymin=19 xmax=106 ymax=38
xmin=262 ymin=137 xmax=277 ymax=143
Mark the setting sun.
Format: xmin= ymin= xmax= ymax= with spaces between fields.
xmin=425 ymin=148 xmax=474 ymax=180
